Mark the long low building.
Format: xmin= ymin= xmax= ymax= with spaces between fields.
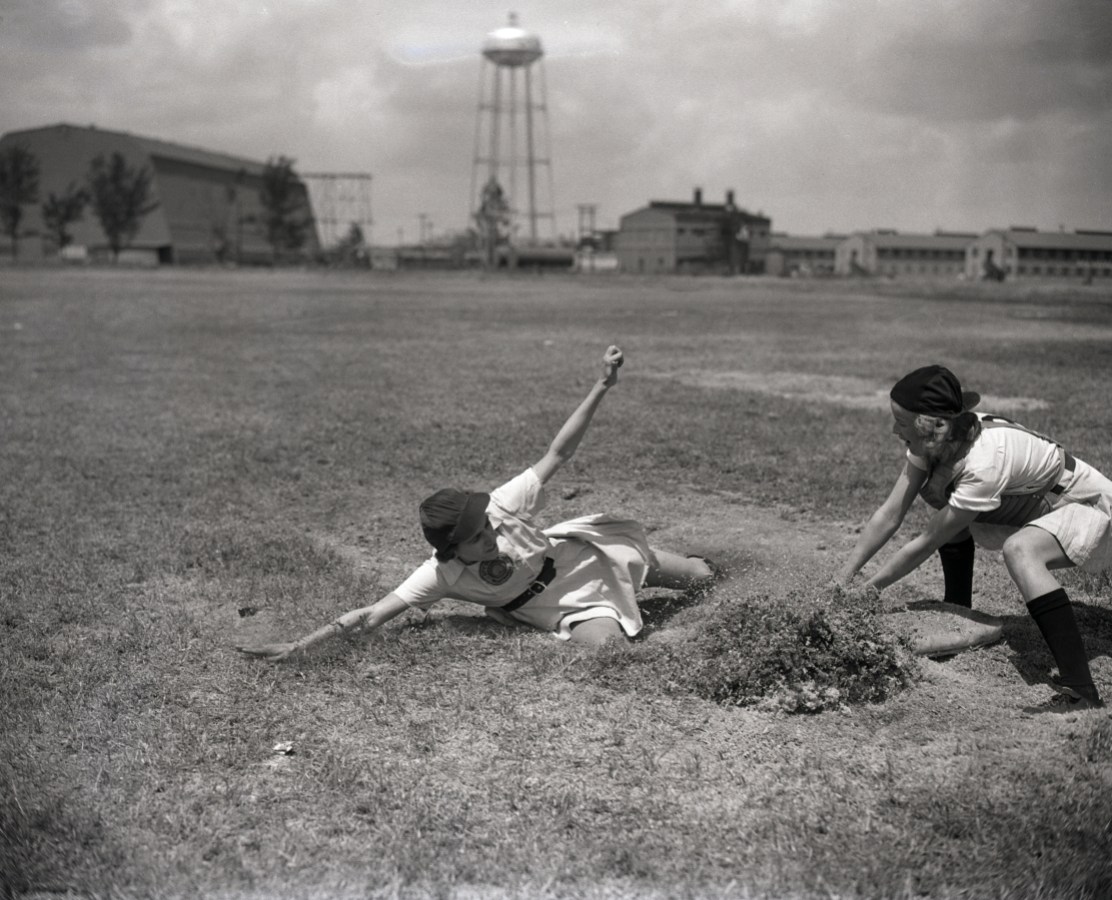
xmin=834 ymin=230 xmax=976 ymax=278
xmin=966 ymin=228 xmax=1112 ymax=281
xmin=765 ymin=234 xmax=844 ymax=277
xmin=0 ymin=122 xmax=319 ymax=264
xmin=821 ymin=227 xmax=1112 ymax=282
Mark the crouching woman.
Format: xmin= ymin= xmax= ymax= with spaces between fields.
xmin=837 ymin=364 xmax=1112 ymax=710
xmin=238 ymin=346 xmax=715 ymax=661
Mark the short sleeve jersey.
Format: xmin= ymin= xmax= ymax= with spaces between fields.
xmin=392 ymin=468 xmax=554 ymax=610
xmin=907 ymin=414 xmax=1062 ymax=513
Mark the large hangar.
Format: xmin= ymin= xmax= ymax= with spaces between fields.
xmin=0 ymin=123 xmax=319 ymax=264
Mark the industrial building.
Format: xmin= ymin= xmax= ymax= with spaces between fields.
xmin=0 ymin=123 xmax=319 ymax=264
xmin=834 ymin=230 xmax=974 ymax=278
xmin=965 ymin=228 xmax=1112 ymax=281
xmin=615 ymin=189 xmax=771 ymax=275
xmin=765 ymin=234 xmax=844 ymax=277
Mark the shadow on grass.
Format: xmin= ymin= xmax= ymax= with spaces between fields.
xmin=428 ymin=595 xmax=711 ymax=642
xmin=637 ymin=551 xmax=761 ymax=639
xmin=638 ymin=589 xmax=706 ymax=636
xmin=391 ymin=552 xmax=760 ymax=645
xmin=988 ymin=600 xmax=1112 ymax=690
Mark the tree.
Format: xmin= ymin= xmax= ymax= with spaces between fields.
xmin=42 ymin=182 xmax=90 ymax=253
xmin=86 ymin=152 xmax=158 ymax=262
xmin=328 ymin=222 xmax=369 ymax=267
xmin=0 ymin=143 xmax=41 ymax=259
xmin=259 ymin=155 xmax=310 ymax=262
xmin=473 ymin=177 xmax=511 ymax=269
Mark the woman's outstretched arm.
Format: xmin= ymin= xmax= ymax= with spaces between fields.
xmin=236 ymin=592 xmax=410 ymax=662
xmin=865 ymin=504 xmax=978 ymax=591
xmin=532 ymin=345 xmax=623 ymax=485
xmin=837 ymin=462 xmax=926 ymax=584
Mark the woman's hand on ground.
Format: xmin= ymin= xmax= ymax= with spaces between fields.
xmin=236 ymin=641 xmax=299 ymax=662
xmin=602 ymin=345 xmax=623 ymax=386
xmin=829 ymin=579 xmax=881 ymax=603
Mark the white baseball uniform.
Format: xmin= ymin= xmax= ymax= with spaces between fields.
xmin=909 ymin=414 xmax=1112 ymax=570
xmin=392 ymin=467 xmax=651 ymax=639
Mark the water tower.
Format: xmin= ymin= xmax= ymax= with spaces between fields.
xmin=470 ymin=12 xmax=555 ymax=245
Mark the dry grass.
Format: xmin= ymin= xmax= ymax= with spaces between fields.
xmin=2 ymin=267 xmax=1112 ymax=899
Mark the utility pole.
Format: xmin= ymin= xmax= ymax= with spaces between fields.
xmin=576 ymin=204 xmax=598 ymax=273
xmin=576 ymin=204 xmax=597 ymax=244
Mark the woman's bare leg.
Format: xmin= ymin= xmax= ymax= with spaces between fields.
xmin=568 ymin=616 xmax=625 ymax=646
xmin=1003 ymin=526 xmax=1100 ymax=705
xmin=1001 ymin=526 xmax=1073 ymax=602
xmin=645 ymin=548 xmax=714 ymax=589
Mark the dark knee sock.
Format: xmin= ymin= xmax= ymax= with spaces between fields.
xmin=938 ymin=536 xmax=975 ymax=607
xmin=1027 ymin=588 xmax=1100 ymax=701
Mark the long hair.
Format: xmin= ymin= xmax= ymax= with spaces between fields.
xmin=914 ymin=410 xmax=982 ymax=465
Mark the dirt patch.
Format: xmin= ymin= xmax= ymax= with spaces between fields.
xmin=644 ymin=370 xmax=1049 ymax=412
xmin=303 ymin=484 xmax=1111 ymax=752
xmin=886 ymin=601 xmax=1004 ymax=656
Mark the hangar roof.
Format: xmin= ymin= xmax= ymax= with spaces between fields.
xmin=2 ymin=123 xmax=267 ymax=175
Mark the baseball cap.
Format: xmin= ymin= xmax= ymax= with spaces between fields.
xmin=890 ymin=365 xmax=980 ymax=416
xmin=419 ymin=489 xmax=490 ymax=558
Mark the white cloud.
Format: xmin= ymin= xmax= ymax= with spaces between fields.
xmin=1 ymin=0 xmax=1109 ymax=242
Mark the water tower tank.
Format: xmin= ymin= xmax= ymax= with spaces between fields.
xmin=481 ymin=14 xmax=543 ymax=67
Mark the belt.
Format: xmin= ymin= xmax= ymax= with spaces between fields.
xmin=502 ymin=557 xmax=556 ymax=611
xmin=1049 ymin=451 xmax=1076 ymax=496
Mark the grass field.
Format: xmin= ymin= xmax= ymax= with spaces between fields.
xmin=2 ymin=267 xmax=1112 ymax=899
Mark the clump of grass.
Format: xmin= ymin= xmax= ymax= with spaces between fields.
xmin=589 ymin=585 xmax=917 ymax=713
xmin=1084 ymin=718 xmax=1112 ymax=764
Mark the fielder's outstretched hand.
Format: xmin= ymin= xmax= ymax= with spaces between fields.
xmin=602 ymin=344 xmax=624 ymax=387
xmin=236 ymin=641 xmax=299 ymax=662
xmin=829 ymin=579 xmax=881 ymax=604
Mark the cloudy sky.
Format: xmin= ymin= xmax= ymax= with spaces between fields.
xmin=2 ymin=0 xmax=1110 ymax=245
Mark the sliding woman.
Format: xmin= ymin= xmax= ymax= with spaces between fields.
xmin=238 ymin=345 xmax=715 ymax=660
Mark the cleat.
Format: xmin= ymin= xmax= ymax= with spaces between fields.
xmin=1023 ymin=693 xmax=1105 ymax=714
xmin=1050 ymin=675 xmax=1104 ymax=707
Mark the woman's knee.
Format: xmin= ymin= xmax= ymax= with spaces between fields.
xmin=1001 ymin=530 xmax=1033 ymax=570
xmin=1001 ymin=527 xmax=1059 ymax=574
xmin=567 ymin=616 xmax=625 ymax=647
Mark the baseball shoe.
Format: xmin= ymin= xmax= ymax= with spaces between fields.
xmin=1050 ymin=676 xmax=1105 ymax=708
xmin=1023 ymin=693 xmax=1105 ymax=714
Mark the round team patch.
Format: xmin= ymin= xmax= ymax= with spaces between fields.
xmin=479 ymin=554 xmax=516 ymax=585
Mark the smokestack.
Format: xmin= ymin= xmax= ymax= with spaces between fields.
xmin=693 ymin=187 xmax=702 ymax=206
xmin=726 ymin=189 xmax=735 ymax=207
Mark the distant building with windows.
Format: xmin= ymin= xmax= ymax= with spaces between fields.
xmin=615 ymin=189 xmax=771 ymax=275
xmin=834 ymin=230 xmax=975 ymax=278
xmin=765 ymin=233 xmax=843 ymax=277
xmin=965 ymin=228 xmax=1112 ymax=281
xmin=0 ymin=122 xmax=319 ymax=264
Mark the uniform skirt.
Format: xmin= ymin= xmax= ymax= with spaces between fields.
xmin=971 ymin=458 xmax=1112 ymax=571
xmin=506 ymin=514 xmax=652 ymax=640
